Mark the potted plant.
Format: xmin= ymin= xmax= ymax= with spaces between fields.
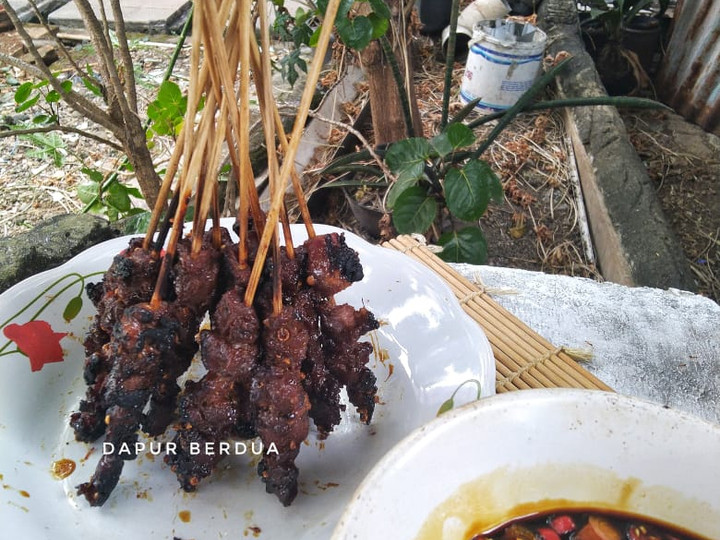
xmin=319 ymin=0 xmax=667 ymax=264
xmin=578 ymin=0 xmax=669 ymax=94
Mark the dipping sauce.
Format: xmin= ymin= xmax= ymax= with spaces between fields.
xmin=51 ymin=459 xmax=76 ymax=480
xmin=474 ymin=509 xmax=711 ymax=540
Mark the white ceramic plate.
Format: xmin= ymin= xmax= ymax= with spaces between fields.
xmin=0 ymin=222 xmax=494 ymax=540
xmin=333 ymin=388 xmax=720 ymax=540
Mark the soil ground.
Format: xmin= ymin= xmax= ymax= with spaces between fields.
xmin=621 ymin=108 xmax=720 ymax=302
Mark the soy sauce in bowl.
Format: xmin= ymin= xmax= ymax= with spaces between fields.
xmin=475 ymin=509 xmax=710 ymax=540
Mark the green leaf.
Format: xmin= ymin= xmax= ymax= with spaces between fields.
xmin=32 ymin=114 xmax=51 ymax=124
xmin=82 ymin=76 xmax=103 ymax=97
xmin=367 ymin=0 xmax=391 ymax=20
xmin=63 ymin=296 xmax=83 ymax=323
xmin=125 ymin=186 xmax=144 ymax=199
xmin=368 ymin=13 xmax=389 ymax=40
xmin=445 ymin=123 xmax=475 ymax=150
xmin=123 ymin=210 xmax=152 ymax=234
xmin=438 ymin=227 xmax=487 ymax=264
xmin=45 ymin=90 xmax=61 ymax=103
xmin=106 ymin=205 xmax=119 ymax=222
xmin=15 ymin=94 xmax=39 ymax=113
xmin=336 ymin=16 xmax=374 ymax=51
xmin=77 ymin=182 xmax=99 ymax=204
xmin=279 ymin=48 xmax=307 ymax=87
xmin=292 ymin=20 xmax=314 ymax=47
xmin=157 ymin=79 xmax=183 ymax=106
xmin=444 ymin=159 xmax=502 ymax=221
xmin=14 ymin=82 xmax=34 ymax=104
xmin=106 ymin=182 xmax=132 ymax=212
xmin=385 ymin=174 xmax=419 ymax=209
xmin=60 ymin=79 xmax=72 ymax=93
xmin=392 ymin=186 xmax=437 ymax=234
xmin=81 ymin=167 xmax=104 ymax=183
xmin=385 ymin=137 xmax=432 ymax=178
xmin=308 ymin=25 xmax=322 ymax=47
xmin=431 ymin=123 xmax=475 ymax=157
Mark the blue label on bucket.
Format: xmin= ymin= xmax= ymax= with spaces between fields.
xmin=459 ymin=89 xmax=510 ymax=112
xmin=499 ymin=79 xmax=533 ymax=92
xmin=470 ymin=43 xmax=544 ymax=64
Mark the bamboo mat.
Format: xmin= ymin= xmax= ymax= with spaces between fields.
xmin=383 ymin=235 xmax=613 ymax=394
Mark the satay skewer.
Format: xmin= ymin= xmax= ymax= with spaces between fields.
xmin=151 ymin=91 xmax=219 ymax=306
xmin=244 ymin=0 xmax=342 ymax=307
xmin=237 ymin=0 xmax=253 ymax=268
xmin=201 ymin=0 xmax=268 ymax=259
xmin=248 ymin=34 xmax=315 ymax=239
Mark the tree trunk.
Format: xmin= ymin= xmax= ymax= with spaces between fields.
xmin=360 ymin=3 xmax=423 ymax=145
xmin=122 ymin=113 xmax=162 ymax=210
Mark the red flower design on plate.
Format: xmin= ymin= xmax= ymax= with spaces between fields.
xmin=3 ymin=320 xmax=68 ymax=372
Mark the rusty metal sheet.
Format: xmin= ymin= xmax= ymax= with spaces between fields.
xmin=657 ymin=0 xmax=720 ymax=134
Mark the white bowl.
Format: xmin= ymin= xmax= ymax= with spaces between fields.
xmin=333 ymin=388 xmax=720 ymax=539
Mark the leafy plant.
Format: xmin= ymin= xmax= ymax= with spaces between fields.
xmin=579 ymin=0 xmax=668 ymax=41
xmin=321 ymin=0 xmax=668 ymax=265
xmin=76 ymin=165 xmax=146 ymax=222
xmin=22 ymin=132 xmax=67 ymax=167
xmin=271 ymin=0 xmax=390 ymax=85
xmin=147 ymin=80 xmax=188 ymax=138
xmin=382 ymin=123 xmax=503 ymax=263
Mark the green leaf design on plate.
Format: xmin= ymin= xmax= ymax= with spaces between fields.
xmin=63 ymin=296 xmax=83 ymax=323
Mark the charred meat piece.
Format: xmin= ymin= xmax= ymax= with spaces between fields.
xmin=143 ymin=234 xmax=223 ymax=436
xmin=77 ymin=301 xmax=181 ymax=506
xmin=320 ymin=303 xmax=380 ymax=424
xmin=166 ymin=289 xmax=260 ymax=490
xmin=304 ymin=233 xmax=363 ymax=297
xmin=252 ymin=307 xmax=311 ymax=506
xmin=71 ymin=239 xmax=161 ymax=442
xmin=290 ymin=288 xmax=343 ymax=438
xmin=95 ymin=238 xmax=162 ymax=335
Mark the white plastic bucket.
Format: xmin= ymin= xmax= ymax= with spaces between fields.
xmin=460 ymin=20 xmax=547 ymax=112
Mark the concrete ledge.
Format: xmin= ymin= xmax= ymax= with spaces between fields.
xmin=48 ymin=0 xmax=191 ymax=34
xmin=538 ymin=0 xmax=696 ymax=291
xmin=5 ymin=0 xmax=69 ymax=22
xmin=0 ymin=214 xmax=117 ymax=294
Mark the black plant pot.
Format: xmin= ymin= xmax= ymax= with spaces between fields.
xmin=418 ymin=0 xmax=452 ymax=36
xmin=343 ymin=188 xmax=387 ymax=238
xmin=580 ymin=16 xmax=608 ymax=60
xmin=622 ymin=15 xmax=662 ymax=76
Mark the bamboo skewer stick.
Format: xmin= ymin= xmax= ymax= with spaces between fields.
xmin=248 ymin=34 xmax=315 ymax=239
xmin=245 ymin=0 xmax=342 ymax=306
xmin=202 ymin=0 xmax=267 ymax=254
xmin=152 ymin=187 xmax=181 ymax=252
xmin=245 ymin=22 xmax=297 ymax=258
xmin=256 ymin=0 xmax=284 ymax=313
xmin=142 ymin=0 xmax=231 ymax=250
xmin=150 ymin=88 xmax=219 ymax=306
xmin=237 ymin=0 xmax=253 ymax=268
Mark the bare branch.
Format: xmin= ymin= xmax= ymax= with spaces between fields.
xmin=0 ymin=50 xmax=46 ymax=78
xmin=73 ymin=0 xmax=137 ymax=126
xmin=0 ymin=124 xmax=124 ymax=152
xmin=110 ymin=0 xmax=138 ymax=113
xmin=308 ymin=111 xmax=396 ymax=182
xmin=25 ymin=0 xmax=89 ymax=80
xmin=0 ymin=0 xmax=119 ymax=136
